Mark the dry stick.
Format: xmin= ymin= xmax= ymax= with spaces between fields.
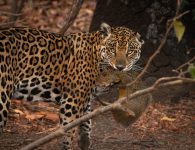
xmin=0 ymin=19 xmax=25 ymax=29
xmin=0 ymin=11 xmax=22 ymax=16
xmin=152 ymin=76 xmax=181 ymax=87
xmin=176 ymin=56 xmax=195 ymax=71
xmin=173 ymin=10 xmax=190 ymax=21
xmin=59 ymin=0 xmax=84 ymax=35
xmin=17 ymin=0 xmax=25 ymax=14
xmin=172 ymin=56 xmax=195 ymax=76
xmin=9 ymin=0 xmax=17 ymax=22
xmin=175 ymin=0 xmax=181 ymax=16
xmin=8 ymin=0 xmax=25 ymax=26
xmin=21 ymin=77 xmax=195 ymax=150
xmin=127 ymin=10 xmax=190 ymax=88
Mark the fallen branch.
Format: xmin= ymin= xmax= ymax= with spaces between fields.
xmin=59 ymin=0 xmax=83 ymax=35
xmin=21 ymin=77 xmax=195 ymax=150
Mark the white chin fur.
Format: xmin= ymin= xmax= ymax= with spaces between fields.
xmin=112 ymin=64 xmax=118 ymax=70
xmin=123 ymin=65 xmax=132 ymax=71
xmin=123 ymin=68 xmax=130 ymax=72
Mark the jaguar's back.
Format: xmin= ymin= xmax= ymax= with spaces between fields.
xmin=0 ymin=23 xmax=144 ymax=150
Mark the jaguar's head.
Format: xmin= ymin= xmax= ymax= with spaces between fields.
xmin=100 ymin=23 xmax=144 ymax=71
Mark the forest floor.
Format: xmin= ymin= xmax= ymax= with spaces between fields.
xmin=0 ymin=0 xmax=195 ymax=150
xmin=0 ymin=92 xmax=194 ymax=150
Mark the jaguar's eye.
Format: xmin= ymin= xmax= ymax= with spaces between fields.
xmin=127 ymin=51 xmax=134 ymax=57
xmin=110 ymin=48 xmax=115 ymax=54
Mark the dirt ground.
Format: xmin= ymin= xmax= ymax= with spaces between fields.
xmin=0 ymin=0 xmax=195 ymax=150
xmin=0 ymin=93 xmax=194 ymax=150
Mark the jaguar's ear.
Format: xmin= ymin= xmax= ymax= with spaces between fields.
xmin=136 ymin=32 xmax=144 ymax=45
xmin=100 ymin=22 xmax=111 ymax=37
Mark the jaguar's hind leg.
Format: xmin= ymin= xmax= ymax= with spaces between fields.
xmin=0 ymin=89 xmax=12 ymax=133
xmin=0 ymin=70 xmax=14 ymax=133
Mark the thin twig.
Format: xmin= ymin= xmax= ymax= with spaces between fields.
xmin=8 ymin=0 xmax=25 ymax=27
xmin=175 ymin=0 xmax=181 ymax=16
xmin=172 ymin=56 xmax=194 ymax=76
xmin=174 ymin=10 xmax=190 ymax=20
xmin=59 ymin=0 xmax=83 ymax=35
xmin=167 ymin=10 xmax=190 ymax=25
xmin=152 ymin=76 xmax=182 ymax=87
xmin=0 ymin=19 xmax=25 ymax=29
xmin=175 ymin=56 xmax=195 ymax=71
xmin=0 ymin=11 xmax=22 ymax=16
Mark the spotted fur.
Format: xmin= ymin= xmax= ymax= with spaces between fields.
xmin=0 ymin=23 xmax=144 ymax=150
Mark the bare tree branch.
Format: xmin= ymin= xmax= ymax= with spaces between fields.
xmin=127 ymin=10 xmax=190 ymax=87
xmin=9 ymin=0 xmax=17 ymax=23
xmin=8 ymin=0 xmax=25 ymax=27
xmin=59 ymin=0 xmax=84 ymax=35
xmin=21 ymin=77 xmax=195 ymax=150
xmin=175 ymin=56 xmax=195 ymax=71
xmin=0 ymin=19 xmax=25 ymax=29
xmin=0 ymin=11 xmax=22 ymax=16
xmin=172 ymin=56 xmax=195 ymax=76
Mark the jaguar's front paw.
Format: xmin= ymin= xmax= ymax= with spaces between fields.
xmin=78 ymin=133 xmax=91 ymax=150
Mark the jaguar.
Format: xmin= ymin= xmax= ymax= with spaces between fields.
xmin=0 ymin=23 xmax=144 ymax=150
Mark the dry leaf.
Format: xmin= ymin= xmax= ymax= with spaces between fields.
xmin=25 ymin=114 xmax=45 ymax=121
xmin=160 ymin=116 xmax=176 ymax=122
xmin=45 ymin=113 xmax=59 ymax=122
xmin=13 ymin=109 xmax=25 ymax=115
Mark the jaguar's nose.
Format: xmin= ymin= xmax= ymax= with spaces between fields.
xmin=116 ymin=65 xmax=125 ymax=71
